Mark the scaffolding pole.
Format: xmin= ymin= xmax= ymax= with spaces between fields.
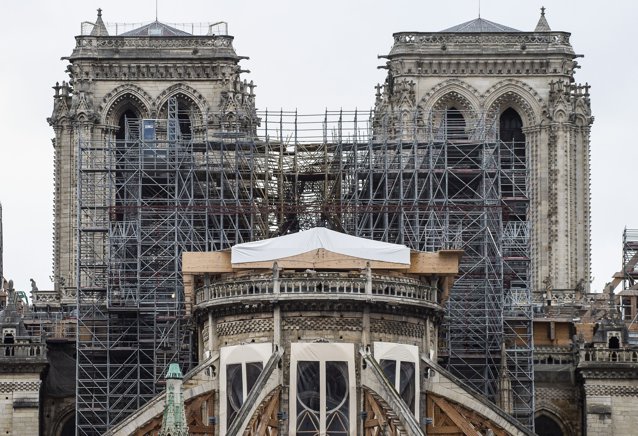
xmin=76 ymin=105 xmax=534 ymax=433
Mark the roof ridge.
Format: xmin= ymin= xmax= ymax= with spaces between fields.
xmin=441 ymin=17 xmax=521 ymax=33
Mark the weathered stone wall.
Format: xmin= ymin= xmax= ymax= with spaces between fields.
xmin=0 ymin=375 xmax=42 ymax=435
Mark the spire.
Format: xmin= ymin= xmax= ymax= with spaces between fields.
xmin=534 ymin=6 xmax=552 ymax=32
xmin=90 ymin=8 xmax=109 ymax=36
xmin=159 ymin=363 xmax=189 ymax=436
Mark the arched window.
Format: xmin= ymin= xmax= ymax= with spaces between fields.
xmin=291 ymin=343 xmax=355 ymax=435
xmin=535 ymin=414 xmax=564 ymax=436
xmin=375 ymin=342 xmax=419 ymax=416
xmin=219 ymin=343 xmax=271 ymax=435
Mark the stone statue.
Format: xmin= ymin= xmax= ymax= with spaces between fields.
xmin=30 ymin=278 xmax=38 ymax=292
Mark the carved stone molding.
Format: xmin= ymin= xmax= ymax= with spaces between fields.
xmin=584 ymin=384 xmax=638 ymax=397
xmin=0 ymin=381 xmax=42 ymax=393
xmin=77 ymin=35 xmax=234 ymax=50
xmin=99 ymin=83 xmax=153 ymax=124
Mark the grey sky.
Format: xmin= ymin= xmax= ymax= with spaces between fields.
xmin=0 ymin=0 xmax=634 ymax=295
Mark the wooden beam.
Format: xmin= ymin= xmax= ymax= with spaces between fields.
xmin=430 ymin=396 xmax=481 ymax=436
xmin=183 ymin=251 xmax=233 ymax=273
xmin=183 ymin=249 xmax=462 ymax=277
xmin=407 ymin=251 xmax=462 ymax=275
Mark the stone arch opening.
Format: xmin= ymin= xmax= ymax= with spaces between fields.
xmin=104 ymin=92 xmax=150 ymax=138
xmin=425 ymin=89 xmax=478 ymax=142
xmin=609 ymin=335 xmax=620 ymax=349
xmin=535 ymin=413 xmax=565 ymax=436
xmin=158 ymin=93 xmax=203 ymax=141
xmin=116 ymin=108 xmax=139 ymax=141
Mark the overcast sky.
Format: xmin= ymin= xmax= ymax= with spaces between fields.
xmin=0 ymin=0 xmax=635 ymax=296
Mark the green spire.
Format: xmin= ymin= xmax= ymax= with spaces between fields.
xmin=159 ymin=363 xmax=189 ymax=436
xmin=166 ymin=362 xmax=184 ymax=379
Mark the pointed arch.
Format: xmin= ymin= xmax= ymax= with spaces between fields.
xmin=99 ymin=84 xmax=153 ymax=126
xmin=534 ymin=408 xmax=571 ymax=436
xmin=484 ymin=79 xmax=544 ymax=127
xmin=155 ymin=84 xmax=209 ymax=138
xmin=417 ymin=79 xmax=481 ymax=115
xmin=154 ymin=83 xmax=208 ymax=120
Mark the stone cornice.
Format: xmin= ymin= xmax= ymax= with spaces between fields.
xmin=388 ymin=32 xmax=574 ymax=57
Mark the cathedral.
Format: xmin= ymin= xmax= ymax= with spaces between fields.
xmin=0 ymin=6 xmax=635 ymax=436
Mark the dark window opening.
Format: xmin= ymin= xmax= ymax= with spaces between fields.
xmin=178 ymin=112 xmax=192 ymax=140
xmin=116 ymin=109 xmax=138 ymax=142
xmin=609 ymin=335 xmax=620 ymax=349
xmin=445 ymin=107 xmax=466 ymax=141
xmin=499 ymin=108 xmax=525 ymax=143
xmin=59 ymin=414 xmax=76 ymax=436
xmin=535 ymin=414 xmax=564 ymax=436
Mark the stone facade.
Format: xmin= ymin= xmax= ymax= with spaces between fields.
xmin=0 ymin=283 xmax=47 ymax=435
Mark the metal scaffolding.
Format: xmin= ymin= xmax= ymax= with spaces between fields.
xmin=76 ymin=101 xmax=533 ymax=433
xmin=623 ymin=228 xmax=638 ymax=291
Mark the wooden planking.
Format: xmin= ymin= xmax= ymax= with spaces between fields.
xmin=183 ymin=251 xmax=233 ymax=273
xmin=407 ymin=250 xmax=463 ymax=275
xmin=183 ymin=248 xmax=462 ymax=276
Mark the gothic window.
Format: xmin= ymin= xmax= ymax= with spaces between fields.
xmin=380 ymin=360 xmax=416 ymax=413
xmin=220 ymin=343 xmax=272 ymax=434
xmin=291 ymin=343 xmax=355 ymax=436
xmin=226 ymin=361 xmax=264 ymax=427
xmin=374 ymin=342 xmax=419 ymax=416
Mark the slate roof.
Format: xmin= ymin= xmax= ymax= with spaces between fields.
xmin=441 ymin=17 xmax=520 ymax=33
xmin=120 ymin=21 xmax=191 ymax=37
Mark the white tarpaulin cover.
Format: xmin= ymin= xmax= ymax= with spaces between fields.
xmin=231 ymin=227 xmax=410 ymax=264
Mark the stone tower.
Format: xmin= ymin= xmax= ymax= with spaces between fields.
xmin=49 ymin=9 xmax=258 ymax=434
xmin=370 ymin=8 xmax=592 ymax=427
xmin=48 ymin=9 xmax=258 ymax=304
xmin=374 ymin=8 xmax=593 ymax=295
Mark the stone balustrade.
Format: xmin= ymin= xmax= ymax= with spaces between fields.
xmin=580 ymin=348 xmax=638 ymax=364
xmin=195 ymin=271 xmax=439 ymax=309
xmin=391 ymin=32 xmax=572 ymax=50
xmin=0 ymin=343 xmax=47 ymax=360
xmin=534 ymin=346 xmax=574 ymax=365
